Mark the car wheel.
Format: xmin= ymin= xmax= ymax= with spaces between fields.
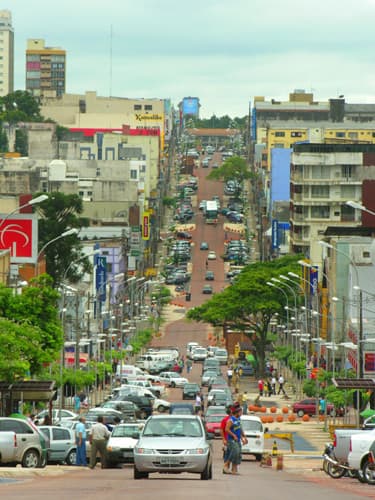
xmin=22 ymin=449 xmax=40 ymax=468
xmin=134 ymin=465 xmax=149 ymax=479
xmin=171 ymin=382 xmax=176 ymax=388
xmin=200 ymin=461 xmax=212 ymax=480
xmin=297 ymin=410 xmax=304 ymax=417
xmin=362 ymin=459 xmax=375 ymax=485
xmin=157 ymin=405 xmax=166 ymax=413
xmin=66 ymin=449 xmax=77 ymax=466
xmin=356 ymin=469 xmax=367 ymax=483
xmin=255 ymin=454 xmax=262 ymax=462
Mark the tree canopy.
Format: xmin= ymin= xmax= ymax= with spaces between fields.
xmin=0 ymin=275 xmax=63 ymax=381
xmin=37 ymin=192 xmax=90 ymax=285
xmin=206 ymin=156 xmax=252 ymax=184
xmin=0 ymin=90 xmax=43 ymax=124
xmin=185 ymin=115 xmax=247 ymax=130
xmin=187 ymin=255 xmax=302 ymax=375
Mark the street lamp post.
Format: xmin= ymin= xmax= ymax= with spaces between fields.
xmin=0 ymin=194 xmax=48 ymax=231
xmin=36 ymin=228 xmax=80 ymax=276
xmin=266 ymin=281 xmax=289 ymax=345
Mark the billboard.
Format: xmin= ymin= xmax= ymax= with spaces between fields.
xmin=271 ymin=219 xmax=279 ymax=249
xmin=309 ymin=266 xmax=319 ymax=295
xmin=142 ymin=211 xmax=150 ymax=241
xmin=182 ymin=97 xmax=199 ymax=117
xmin=95 ymin=256 xmax=107 ymax=302
xmin=364 ymin=352 xmax=375 ymax=374
xmin=0 ymin=214 xmax=37 ymax=263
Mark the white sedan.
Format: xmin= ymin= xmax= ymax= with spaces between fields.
xmin=207 ymin=251 xmax=216 ymax=260
xmin=158 ymin=372 xmax=189 ymax=388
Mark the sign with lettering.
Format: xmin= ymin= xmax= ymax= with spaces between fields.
xmin=0 ymin=214 xmax=37 ymax=263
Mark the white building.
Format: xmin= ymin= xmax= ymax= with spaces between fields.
xmin=0 ymin=10 xmax=14 ymax=96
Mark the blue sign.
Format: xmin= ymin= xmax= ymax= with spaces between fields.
xmin=310 ymin=266 xmax=319 ymax=296
xmin=271 ymin=219 xmax=279 ymax=249
xmin=182 ymin=97 xmax=199 ymax=116
xmin=251 ymin=107 xmax=257 ymax=141
xmin=96 ymin=256 xmax=107 ymax=302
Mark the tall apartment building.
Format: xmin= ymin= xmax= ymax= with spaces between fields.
xmin=0 ymin=10 xmax=14 ymax=96
xmin=290 ymin=143 xmax=375 ymax=264
xmin=26 ymin=39 xmax=66 ymax=99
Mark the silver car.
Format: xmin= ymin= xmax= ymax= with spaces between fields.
xmin=133 ymin=415 xmax=213 ymax=480
xmin=39 ymin=425 xmax=77 ymax=465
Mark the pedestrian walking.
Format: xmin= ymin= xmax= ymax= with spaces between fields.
xmin=74 ymin=394 xmax=81 ymax=413
xmin=258 ymin=378 xmax=264 ymax=396
xmin=227 ymin=367 xmax=233 ymax=385
xmin=220 ymin=405 xmax=232 ymax=472
xmin=205 ymin=259 xmax=208 ymax=269
xmin=271 ymin=376 xmax=277 ymax=395
xmin=200 ymin=393 xmax=205 ymax=413
xmin=186 ymin=359 xmax=192 ymax=374
xmin=266 ymin=379 xmax=273 ymax=397
xmin=89 ymin=415 xmax=110 ymax=469
xmin=194 ymin=393 xmax=202 ymax=415
xmin=224 ymin=402 xmax=248 ymax=475
xmin=242 ymin=392 xmax=248 ymax=415
xmin=277 ymin=374 xmax=285 ymax=395
xmin=75 ymin=416 xmax=87 ymax=466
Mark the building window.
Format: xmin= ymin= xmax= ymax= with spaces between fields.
xmin=311 ymin=165 xmax=330 ymax=179
xmin=341 ymin=165 xmax=353 ymax=178
xmin=130 ymin=169 xmax=138 ymax=179
xmin=275 ymin=131 xmax=285 ymax=137
xmin=144 ymin=104 xmax=153 ymax=111
xmin=311 ymin=206 xmax=330 ymax=218
xmin=341 ymin=185 xmax=355 ymax=198
xmin=134 ymin=104 xmax=142 ymax=110
xmin=273 ymin=143 xmax=284 ymax=148
xmin=78 ymin=191 xmax=84 ymax=196
xmin=291 ymin=131 xmax=302 ymax=137
xmin=311 ymin=185 xmax=329 ymax=198
xmin=348 ymin=132 xmax=358 ymax=139
xmin=335 ymin=132 xmax=345 ymax=138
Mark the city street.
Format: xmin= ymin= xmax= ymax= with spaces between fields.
xmin=0 ymin=160 xmax=373 ymax=498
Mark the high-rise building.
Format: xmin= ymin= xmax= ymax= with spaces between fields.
xmin=0 ymin=10 xmax=14 ymax=96
xmin=26 ymin=39 xmax=66 ymax=99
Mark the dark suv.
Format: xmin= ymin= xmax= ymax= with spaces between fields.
xmin=120 ymin=395 xmax=153 ymax=419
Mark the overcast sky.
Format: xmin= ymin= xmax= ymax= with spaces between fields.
xmin=7 ymin=0 xmax=375 ymax=118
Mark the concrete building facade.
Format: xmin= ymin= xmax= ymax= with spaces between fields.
xmin=290 ymin=143 xmax=375 ymax=265
xmin=26 ymin=39 xmax=66 ymax=98
xmin=0 ymin=10 xmax=14 ymax=96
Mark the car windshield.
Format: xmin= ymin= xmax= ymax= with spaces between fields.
xmin=143 ymin=418 xmax=202 ymax=437
xmin=241 ymin=420 xmax=263 ymax=432
xmin=206 ymin=415 xmax=225 ymax=423
xmin=112 ymin=425 xmax=142 ymax=438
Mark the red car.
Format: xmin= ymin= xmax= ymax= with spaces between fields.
xmin=292 ymin=398 xmax=343 ymax=417
xmin=205 ymin=414 xmax=226 ymax=437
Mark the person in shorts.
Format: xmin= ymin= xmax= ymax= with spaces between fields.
xmin=224 ymin=403 xmax=248 ymax=474
xmin=220 ymin=405 xmax=232 ymax=473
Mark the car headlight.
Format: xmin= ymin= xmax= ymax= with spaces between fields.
xmin=186 ymin=447 xmax=209 ymax=455
xmin=135 ymin=447 xmax=156 ymax=455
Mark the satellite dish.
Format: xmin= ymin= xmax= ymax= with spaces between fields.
xmin=125 ymin=345 xmax=133 ymax=352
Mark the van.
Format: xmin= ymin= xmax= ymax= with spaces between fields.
xmin=240 ymin=415 xmax=266 ymax=461
xmin=116 ymin=365 xmax=144 ymax=382
xmin=135 ymin=353 xmax=175 ymax=371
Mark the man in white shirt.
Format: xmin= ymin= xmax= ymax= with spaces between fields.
xmin=89 ymin=415 xmax=111 ymax=469
xmin=277 ymin=375 xmax=285 ymax=395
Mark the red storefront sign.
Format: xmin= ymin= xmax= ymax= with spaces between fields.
xmin=0 ymin=215 xmax=37 ymax=263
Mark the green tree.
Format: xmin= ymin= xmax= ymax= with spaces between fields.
xmin=0 ymin=127 xmax=8 ymax=152
xmin=0 ymin=275 xmax=63 ymax=381
xmin=36 ymin=193 xmax=90 ymax=285
xmin=187 ymin=255 xmax=301 ymax=375
xmin=206 ymin=156 xmax=252 ymax=184
xmin=0 ymin=90 xmax=42 ymax=122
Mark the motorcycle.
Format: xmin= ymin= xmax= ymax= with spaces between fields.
xmin=322 ymin=443 xmax=366 ymax=482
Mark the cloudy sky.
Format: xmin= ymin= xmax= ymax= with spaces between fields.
xmin=7 ymin=0 xmax=375 ymax=118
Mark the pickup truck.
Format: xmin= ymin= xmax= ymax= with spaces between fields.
xmin=0 ymin=431 xmax=17 ymax=463
xmin=348 ymin=430 xmax=375 ymax=484
xmin=333 ymin=416 xmax=375 ymax=463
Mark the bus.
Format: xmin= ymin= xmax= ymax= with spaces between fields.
xmin=205 ymin=200 xmax=218 ymax=224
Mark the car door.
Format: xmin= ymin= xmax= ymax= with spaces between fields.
xmin=0 ymin=418 xmax=38 ymax=461
xmin=52 ymin=427 xmax=73 ymax=462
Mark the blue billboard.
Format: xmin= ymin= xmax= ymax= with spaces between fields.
xmin=96 ymin=256 xmax=107 ymax=302
xmin=182 ymin=97 xmax=199 ymax=116
xmin=271 ymin=219 xmax=279 ymax=249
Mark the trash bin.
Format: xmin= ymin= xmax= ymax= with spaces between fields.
xmin=185 ymin=293 xmax=191 ymax=302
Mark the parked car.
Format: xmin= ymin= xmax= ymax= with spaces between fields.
xmin=0 ymin=417 xmax=49 ymax=468
xmin=39 ymin=426 xmax=77 ymax=465
xmin=101 ymin=400 xmax=140 ymax=420
xmin=83 ymin=408 xmax=124 ymax=424
xmin=118 ymin=395 xmax=154 ymax=418
xmin=236 ymin=360 xmax=254 ymax=376
xmin=34 ymin=409 xmax=78 ymax=425
xmin=106 ymin=422 xmax=145 ymax=467
xmin=202 ymin=284 xmax=213 ymax=294
xmin=182 ymin=383 xmax=201 ymax=400
xmin=133 ymin=415 xmax=213 ymax=480
xmin=292 ymin=398 xmax=340 ymax=417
